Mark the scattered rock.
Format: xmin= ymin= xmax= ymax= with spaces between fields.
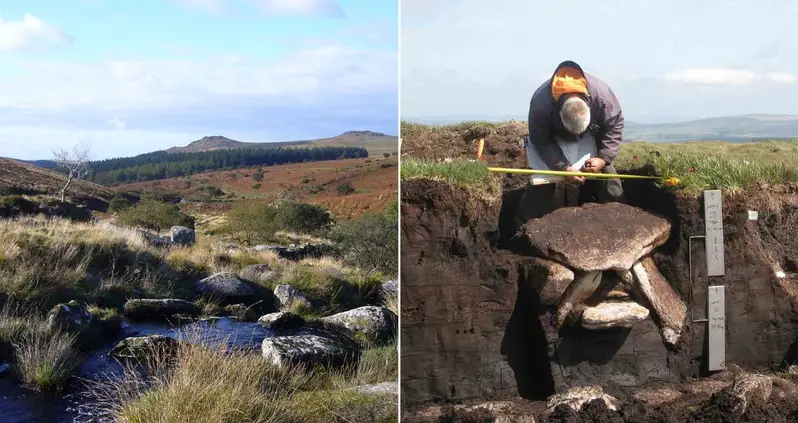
xmin=251 ymin=243 xmax=335 ymax=261
xmin=380 ymin=279 xmax=398 ymax=301
xmin=109 ymin=335 xmax=180 ymax=360
xmin=347 ymin=382 xmax=398 ymax=396
xmin=522 ymin=257 xmax=575 ymax=306
xmin=631 ymin=257 xmax=687 ymax=346
xmin=258 ymin=311 xmax=306 ymax=331
xmin=261 ymin=334 xmax=360 ymax=369
xmin=518 ymin=202 xmax=671 ymax=272
xmin=556 ymin=271 xmax=602 ymax=328
xmin=730 ymin=371 xmax=773 ymax=414
xmin=123 ymin=298 xmax=200 ymax=321
xmin=196 ymin=272 xmax=255 ymax=302
xmin=138 ymin=230 xmax=172 ymax=248
xmin=581 ymin=300 xmax=650 ymax=330
xmin=239 ymin=264 xmax=280 ymax=284
xmin=544 ymin=385 xmax=618 ymax=415
xmin=223 ymin=304 xmax=257 ymax=322
xmin=322 ymin=306 xmax=397 ymax=345
xmin=274 ymin=284 xmax=311 ymax=310
xmin=170 ymin=226 xmax=195 ymax=246
xmin=47 ymin=300 xmax=94 ymax=333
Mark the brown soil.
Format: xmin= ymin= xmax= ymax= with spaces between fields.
xmin=117 ymin=157 xmax=398 ymax=220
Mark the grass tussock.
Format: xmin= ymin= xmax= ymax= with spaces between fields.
xmin=93 ymin=334 xmax=397 ymax=423
xmin=13 ymin=328 xmax=79 ymax=392
xmin=616 ymin=141 xmax=798 ymax=194
xmin=401 ymin=156 xmax=493 ymax=186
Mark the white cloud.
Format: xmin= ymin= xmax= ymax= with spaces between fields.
xmin=251 ymin=0 xmax=344 ymax=17
xmin=0 ymin=13 xmax=72 ymax=52
xmin=664 ymin=68 xmax=759 ymax=85
xmin=0 ymin=45 xmax=395 ymax=110
xmin=171 ymin=0 xmax=226 ymax=14
xmin=172 ymin=0 xmax=344 ymax=17
xmin=768 ymin=72 xmax=797 ymax=84
xmin=106 ymin=118 xmax=127 ymax=130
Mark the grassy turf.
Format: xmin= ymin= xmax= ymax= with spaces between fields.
xmin=615 ymin=140 xmax=798 ymax=194
xmin=400 ymin=157 xmax=493 ymax=186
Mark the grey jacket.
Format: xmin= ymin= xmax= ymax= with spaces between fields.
xmin=527 ymin=61 xmax=624 ymax=171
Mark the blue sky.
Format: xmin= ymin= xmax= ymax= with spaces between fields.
xmin=0 ymin=0 xmax=398 ymax=160
xmin=401 ymin=0 xmax=798 ymax=124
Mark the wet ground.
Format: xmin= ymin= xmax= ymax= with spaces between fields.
xmin=0 ymin=317 xmax=295 ymax=423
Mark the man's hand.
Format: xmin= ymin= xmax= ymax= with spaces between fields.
xmin=564 ymin=165 xmax=585 ymax=185
xmin=582 ymin=157 xmax=606 ymax=173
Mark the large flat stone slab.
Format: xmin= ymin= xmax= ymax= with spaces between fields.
xmin=581 ymin=300 xmax=650 ymax=330
xmin=518 ymin=203 xmax=671 ymax=272
xmin=631 ymin=257 xmax=687 ymax=347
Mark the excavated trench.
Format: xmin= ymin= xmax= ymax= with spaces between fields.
xmin=400 ymin=172 xmax=798 ymax=422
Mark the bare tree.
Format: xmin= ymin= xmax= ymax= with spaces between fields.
xmin=52 ymin=140 xmax=92 ymax=203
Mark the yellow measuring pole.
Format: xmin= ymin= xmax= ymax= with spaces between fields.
xmin=476 ymin=139 xmax=681 ymax=186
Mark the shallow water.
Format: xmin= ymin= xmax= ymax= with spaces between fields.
xmin=0 ymin=317 xmax=288 ymax=423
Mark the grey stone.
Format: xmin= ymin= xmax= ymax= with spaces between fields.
xmin=730 ymin=371 xmax=773 ymax=415
xmin=631 ymin=257 xmax=687 ymax=346
xmin=196 ymin=272 xmax=255 ymax=300
xmin=138 ymin=230 xmax=172 ymax=248
xmin=261 ymin=334 xmax=360 ymax=369
xmin=544 ymin=386 xmax=618 ymax=415
xmin=556 ymin=271 xmax=602 ymax=329
xmin=518 ymin=202 xmax=671 ymax=272
xmin=170 ymin=226 xmax=195 ymax=246
xmin=258 ymin=311 xmax=306 ymax=331
xmin=109 ymin=335 xmax=180 ymax=360
xmin=273 ymin=284 xmax=311 ymax=310
xmin=123 ymin=298 xmax=200 ymax=321
xmin=239 ymin=264 xmax=280 ymax=284
xmin=380 ymin=279 xmax=398 ymax=301
xmin=322 ymin=306 xmax=397 ymax=345
xmin=47 ymin=301 xmax=94 ymax=333
xmin=223 ymin=304 xmax=257 ymax=322
xmin=347 ymin=382 xmax=398 ymax=396
xmin=581 ymin=301 xmax=650 ymax=330
xmin=522 ymin=257 xmax=574 ymax=307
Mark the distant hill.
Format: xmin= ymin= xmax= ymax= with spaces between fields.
xmin=0 ymin=158 xmax=115 ymax=209
xmin=623 ymin=114 xmax=798 ymax=142
xmin=166 ymin=131 xmax=398 ymax=157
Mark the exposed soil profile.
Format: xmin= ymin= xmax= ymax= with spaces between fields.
xmin=400 ymin=167 xmax=798 ymax=421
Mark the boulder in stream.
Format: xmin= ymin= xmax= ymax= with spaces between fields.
xmin=261 ymin=334 xmax=360 ymax=370
xmin=322 ymin=306 xmax=397 ymax=345
xmin=47 ymin=300 xmax=94 ymax=333
xmin=258 ymin=311 xmax=306 ymax=331
xmin=123 ymin=298 xmax=200 ymax=321
xmin=109 ymin=335 xmax=181 ymax=360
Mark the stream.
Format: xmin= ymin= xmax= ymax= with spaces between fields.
xmin=0 ymin=317 xmax=297 ymax=423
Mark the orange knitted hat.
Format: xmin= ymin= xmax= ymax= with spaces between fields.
xmin=551 ymin=66 xmax=588 ymax=102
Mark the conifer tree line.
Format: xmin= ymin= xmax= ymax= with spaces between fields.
xmin=87 ymin=146 xmax=369 ymax=185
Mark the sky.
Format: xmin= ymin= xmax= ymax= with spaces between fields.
xmin=0 ymin=0 xmax=398 ymax=160
xmin=401 ymin=0 xmax=798 ymax=124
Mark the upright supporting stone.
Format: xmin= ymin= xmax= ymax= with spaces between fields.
xmin=708 ymin=285 xmax=726 ymax=371
xmin=704 ymin=190 xmax=725 ymax=277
